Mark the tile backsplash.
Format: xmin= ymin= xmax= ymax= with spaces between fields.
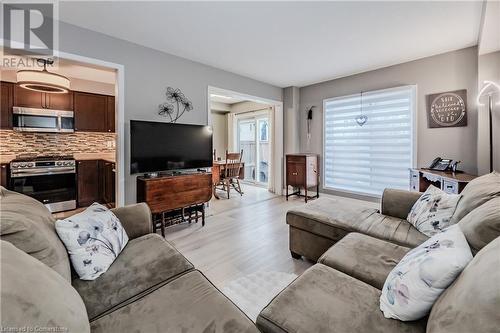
xmin=0 ymin=130 xmax=116 ymax=156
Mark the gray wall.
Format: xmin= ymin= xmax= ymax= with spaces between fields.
xmin=57 ymin=22 xmax=282 ymax=204
xmin=283 ymin=86 xmax=300 ymax=154
xmin=299 ymin=47 xmax=478 ymax=182
xmin=477 ymin=51 xmax=500 ymax=174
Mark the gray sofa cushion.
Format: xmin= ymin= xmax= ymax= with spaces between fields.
xmin=287 ymin=197 xmax=428 ymax=248
xmin=256 ymin=264 xmax=425 ymax=333
xmin=451 ymin=171 xmax=500 ymax=224
xmin=0 ymin=240 xmax=90 ymax=332
xmin=458 ymin=197 xmax=500 ymax=253
xmin=73 ymin=233 xmax=194 ymax=320
xmin=427 ymin=236 xmax=500 ymax=333
xmin=90 ymin=270 xmax=259 ymax=333
xmin=318 ymin=233 xmax=411 ymax=290
xmin=0 ymin=187 xmax=71 ymax=281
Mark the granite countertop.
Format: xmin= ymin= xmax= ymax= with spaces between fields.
xmin=73 ymin=153 xmax=116 ymax=163
xmin=0 ymin=153 xmax=116 ymax=164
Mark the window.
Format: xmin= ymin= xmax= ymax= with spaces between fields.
xmin=323 ymin=85 xmax=416 ymax=197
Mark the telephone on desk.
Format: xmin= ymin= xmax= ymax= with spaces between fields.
xmin=428 ymin=157 xmax=460 ymax=172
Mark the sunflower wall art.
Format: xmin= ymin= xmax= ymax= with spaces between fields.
xmin=158 ymin=87 xmax=194 ymax=123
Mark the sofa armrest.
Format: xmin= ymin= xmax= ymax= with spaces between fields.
xmin=380 ymin=188 xmax=422 ymax=220
xmin=111 ymin=203 xmax=152 ymax=239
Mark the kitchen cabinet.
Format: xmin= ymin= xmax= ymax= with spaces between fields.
xmin=0 ymin=82 xmax=13 ymax=129
xmin=0 ymin=164 xmax=9 ymax=187
xmin=77 ymin=160 xmax=100 ymax=207
xmin=46 ymin=92 xmax=74 ymax=110
xmin=100 ymin=160 xmax=115 ymax=206
xmin=74 ymin=92 xmax=107 ymax=132
xmin=13 ymin=84 xmax=73 ymax=110
xmin=106 ymin=96 xmax=115 ymax=133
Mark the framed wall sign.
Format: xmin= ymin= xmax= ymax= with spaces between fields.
xmin=426 ymin=89 xmax=467 ymax=128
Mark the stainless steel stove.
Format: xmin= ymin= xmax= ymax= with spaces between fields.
xmin=10 ymin=155 xmax=77 ymax=212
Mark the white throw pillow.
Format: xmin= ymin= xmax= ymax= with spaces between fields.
xmin=380 ymin=225 xmax=472 ymax=321
xmin=407 ymin=185 xmax=461 ymax=237
xmin=55 ymin=203 xmax=129 ymax=280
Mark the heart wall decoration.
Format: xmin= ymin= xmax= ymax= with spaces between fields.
xmin=355 ymin=115 xmax=368 ymax=126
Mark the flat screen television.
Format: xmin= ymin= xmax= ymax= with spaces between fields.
xmin=130 ymin=120 xmax=213 ymax=174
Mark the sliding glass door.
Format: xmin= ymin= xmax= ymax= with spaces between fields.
xmin=237 ymin=115 xmax=269 ymax=186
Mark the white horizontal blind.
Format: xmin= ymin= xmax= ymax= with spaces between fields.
xmin=323 ymin=86 xmax=415 ymax=196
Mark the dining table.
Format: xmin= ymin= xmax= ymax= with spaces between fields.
xmin=212 ymin=160 xmax=245 ymax=199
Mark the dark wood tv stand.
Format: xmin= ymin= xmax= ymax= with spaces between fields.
xmin=136 ymin=172 xmax=212 ymax=236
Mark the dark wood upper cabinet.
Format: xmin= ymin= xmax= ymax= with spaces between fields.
xmin=13 ymin=84 xmax=73 ymax=110
xmin=74 ymin=92 xmax=107 ymax=132
xmin=77 ymin=160 xmax=100 ymax=207
xmin=0 ymin=82 xmax=13 ymax=129
xmin=46 ymin=92 xmax=74 ymax=110
xmin=106 ymin=96 xmax=115 ymax=133
xmin=14 ymin=84 xmax=44 ymax=108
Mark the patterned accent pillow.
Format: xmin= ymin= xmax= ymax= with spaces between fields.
xmin=407 ymin=185 xmax=461 ymax=237
xmin=55 ymin=203 xmax=129 ymax=280
xmin=380 ymin=225 xmax=472 ymax=321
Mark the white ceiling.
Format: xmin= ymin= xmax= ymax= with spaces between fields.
xmin=59 ymin=1 xmax=483 ymax=87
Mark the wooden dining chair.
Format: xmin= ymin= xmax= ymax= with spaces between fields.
xmin=220 ymin=149 xmax=243 ymax=199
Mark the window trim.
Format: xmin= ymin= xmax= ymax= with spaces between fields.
xmin=321 ymin=85 xmax=418 ymax=198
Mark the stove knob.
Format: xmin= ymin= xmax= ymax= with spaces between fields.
xmin=28 ymin=162 xmax=35 ymax=167
xmin=20 ymin=163 xmax=27 ymax=168
xmin=56 ymin=161 xmax=63 ymax=166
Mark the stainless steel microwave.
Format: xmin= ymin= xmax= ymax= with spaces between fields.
xmin=13 ymin=107 xmax=74 ymax=133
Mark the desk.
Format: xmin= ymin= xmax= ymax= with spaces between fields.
xmin=212 ymin=161 xmax=245 ymax=198
xmin=409 ymin=168 xmax=477 ymax=194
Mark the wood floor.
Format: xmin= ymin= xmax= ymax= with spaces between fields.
xmin=165 ymin=185 xmax=378 ymax=289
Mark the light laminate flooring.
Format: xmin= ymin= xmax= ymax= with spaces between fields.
xmin=165 ymin=185 xmax=378 ymax=289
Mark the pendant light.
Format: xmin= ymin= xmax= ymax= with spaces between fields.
xmin=17 ymin=59 xmax=70 ymax=94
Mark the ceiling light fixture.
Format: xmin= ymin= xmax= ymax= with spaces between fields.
xmin=17 ymin=59 xmax=70 ymax=94
xmin=210 ymin=94 xmax=233 ymax=100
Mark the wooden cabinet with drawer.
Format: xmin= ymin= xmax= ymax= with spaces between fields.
xmin=286 ymin=154 xmax=319 ymax=202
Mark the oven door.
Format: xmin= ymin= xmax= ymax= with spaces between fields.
xmin=10 ymin=173 xmax=77 ymax=212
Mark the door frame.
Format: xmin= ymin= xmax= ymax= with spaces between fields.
xmin=207 ymin=86 xmax=284 ymax=194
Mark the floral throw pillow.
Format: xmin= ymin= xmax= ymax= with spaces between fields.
xmin=407 ymin=185 xmax=461 ymax=237
xmin=55 ymin=203 xmax=128 ymax=280
xmin=380 ymin=225 xmax=472 ymax=321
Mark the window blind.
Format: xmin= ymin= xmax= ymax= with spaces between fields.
xmin=323 ymin=86 xmax=415 ymax=196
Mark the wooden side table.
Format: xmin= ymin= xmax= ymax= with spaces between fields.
xmin=409 ymin=168 xmax=477 ymax=194
xmin=286 ymin=154 xmax=319 ymax=202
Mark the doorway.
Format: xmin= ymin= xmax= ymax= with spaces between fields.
xmin=208 ymin=86 xmax=283 ymax=196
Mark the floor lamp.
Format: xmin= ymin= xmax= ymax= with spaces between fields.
xmin=477 ymin=80 xmax=500 ymax=173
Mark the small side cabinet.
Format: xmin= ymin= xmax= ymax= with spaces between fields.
xmin=286 ymin=154 xmax=319 ymax=202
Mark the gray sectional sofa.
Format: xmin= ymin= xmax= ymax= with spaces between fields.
xmin=0 ymin=187 xmax=258 ymax=333
xmin=256 ymin=171 xmax=500 ymax=332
